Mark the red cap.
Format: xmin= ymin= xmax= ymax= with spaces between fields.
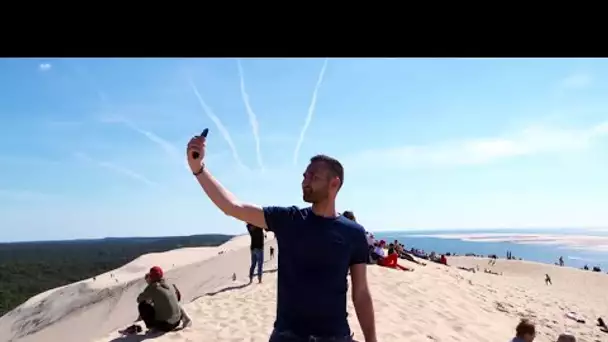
xmin=148 ymin=266 xmax=163 ymax=281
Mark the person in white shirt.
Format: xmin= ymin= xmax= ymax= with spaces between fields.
xmin=366 ymin=233 xmax=375 ymax=246
xmin=373 ymin=245 xmax=385 ymax=257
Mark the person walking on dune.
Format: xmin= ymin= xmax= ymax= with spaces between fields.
xmin=187 ymin=134 xmax=377 ymax=342
xmin=247 ymin=222 xmax=265 ymax=283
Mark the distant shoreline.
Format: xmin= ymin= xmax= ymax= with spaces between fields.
xmin=408 ymin=233 xmax=608 ymax=252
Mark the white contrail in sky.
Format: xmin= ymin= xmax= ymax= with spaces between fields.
xmin=188 ymin=78 xmax=245 ymax=169
xmin=237 ymin=59 xmax=264 ymax=170
xmin=69 ymin=61 xmax=181 ymax=161
xmin=122 ymin=119 xmax=180 ymax=160
xmin=75 ymin=152 xmax=158 ymax=187
xmin=293 ymin=58 xmax=329 ymax=165
xmin=93 ymin=90 xmax=182 ymax=163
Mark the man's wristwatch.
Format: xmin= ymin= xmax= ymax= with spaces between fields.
xmin=193 ymin=163 xmax=205 ymax=176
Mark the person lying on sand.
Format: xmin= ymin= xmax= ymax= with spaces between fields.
xmin=511 ymin=319 xmax=536 ymax=342
xmin=397 ymin=246 xmax=426 ymax=265
xmin=127 ymin=266 xmax=191 ymax=334
xmin=484 ymin=269 xmax=502 ymax=276
xmin=188 ymin=134 xmax=376 ymax=342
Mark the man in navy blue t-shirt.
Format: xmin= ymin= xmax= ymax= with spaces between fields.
xmin=187 ymin=134 xmax=377 ymax=342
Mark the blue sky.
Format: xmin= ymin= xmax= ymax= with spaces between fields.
xmin=1 ymin=58 xmax=607 ymax=242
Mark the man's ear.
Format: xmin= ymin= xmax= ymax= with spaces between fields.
xmin=330 ymin=176 xmax=341 ymax=190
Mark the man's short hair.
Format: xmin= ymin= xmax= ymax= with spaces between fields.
xmin=310 ymin=154 xmax=344 ymax=189
xmin=515 ymin=319 xmax=535 ymax=337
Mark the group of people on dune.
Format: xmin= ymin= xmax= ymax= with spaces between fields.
xmin=365 ymin=231 xmax=448 ymax=271
xmin=117 ymin=131 xmax=600 ymax=342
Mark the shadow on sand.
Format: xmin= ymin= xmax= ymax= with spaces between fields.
xmin=107 ymin=329 xmax=167 ymax=342
xmin=107 ymin=269 xmax=278 ymax=341
xmin=192 ymin=268 xmax=278 ymax=300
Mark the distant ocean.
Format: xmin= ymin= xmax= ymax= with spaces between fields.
xmin=374 ymin=228 xmax=608 ymax=271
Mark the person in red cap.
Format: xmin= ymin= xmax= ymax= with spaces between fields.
xmin=133 ymin=266 xmax=191 ymax=332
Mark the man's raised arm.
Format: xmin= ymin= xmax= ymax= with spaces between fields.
xmin=187 ymin=135 xmax=267 ymax=229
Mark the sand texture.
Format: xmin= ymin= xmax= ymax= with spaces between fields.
xmin=2 ymin=234 xmax=608 ymax=342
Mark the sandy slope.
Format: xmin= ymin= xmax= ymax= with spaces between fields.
xmin=0 ymin=234 xmax=272 ymax=342
xmin=3 ymin=235 xmax=608 ymax=342
xmin=96 ymin=256 xmax=608 ymax=342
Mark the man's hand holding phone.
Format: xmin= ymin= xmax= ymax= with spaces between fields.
xmin=187 ymin=128 xmax=209 ymax=175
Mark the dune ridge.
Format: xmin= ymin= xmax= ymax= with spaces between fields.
xmin=0 ymin=234 xmax=271 ymax=342
xmin=94 ymin=255 xmax=608 ymax=342
xmin=3 ymin=232 xmax=608 ymax=342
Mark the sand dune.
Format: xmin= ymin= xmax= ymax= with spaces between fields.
xmin=3 ymin=234 xmax=608 ymax=342
xmin=95 ymin=257 xmax=608 ymax=342
xmin=0 ymin=234 xmax=273 ymax=342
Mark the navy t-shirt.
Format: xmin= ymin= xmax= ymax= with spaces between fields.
xmin=263 ymin=206 xmax=369 ymax=337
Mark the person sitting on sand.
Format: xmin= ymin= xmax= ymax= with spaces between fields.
xmin=371 ymin=241 xmax=386 ymax=262
xmin=597 ymin=317 xmax=608 ymax=333
xmin=439 ymin=254 xmax=448 ymax=266
xmin=134 ymin=266 xmax=191 ymax=332
xmin=377 ymin=243 xmax=412 ymax=271
xmin=511 ymin=319 xmax=536 ymax=342
xmin=545 ymin=274 xmax=552 ymax=285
